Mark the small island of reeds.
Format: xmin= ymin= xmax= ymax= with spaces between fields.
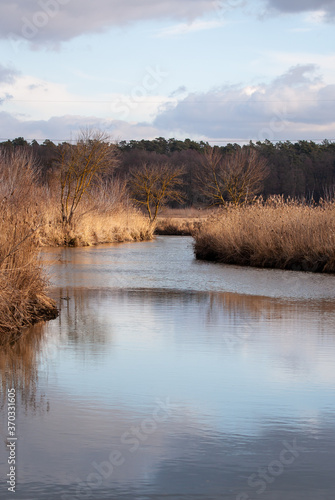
xmin=193 ymin=196 xmax=335 ymax=273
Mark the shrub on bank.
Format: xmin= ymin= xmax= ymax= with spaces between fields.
xmin=193 ymin=197 xmax=335 ymax=273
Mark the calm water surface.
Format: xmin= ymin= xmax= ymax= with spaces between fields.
xmin=1 ymin=236 xmax=335 ymax=500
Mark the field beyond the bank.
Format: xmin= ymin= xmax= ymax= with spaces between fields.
xmin=193 ymin=197 xmax=335 ymax=273
xmin=154 ymin=207 xmax=212 ymax=235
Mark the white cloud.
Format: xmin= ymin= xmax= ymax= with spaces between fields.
xmin=0 ymin=111 xmax=163 ymax=143
xmin=0 ymin=72 xmax=170 ymax=123
xmin=155 ymin=19 xmax=225 ymax=38
xmin=0 ymin=0 xmax=219 ymax=47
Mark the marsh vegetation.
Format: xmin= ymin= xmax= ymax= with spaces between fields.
xmin=194 ymin=196 xmax=335 ymax=272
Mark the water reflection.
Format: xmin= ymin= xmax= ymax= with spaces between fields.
xmin=1 ymin=236 xmax=335 ymax=499
xmin=0 ymin=323 xmax=49 ymax=415
xmin=42 ymin=236 xmax=335 ymax=299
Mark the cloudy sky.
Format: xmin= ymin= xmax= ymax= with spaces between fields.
xmin=0 ymin=0 xmax=334 ymax=144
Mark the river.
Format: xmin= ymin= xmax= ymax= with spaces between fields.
xmin=1 ymin=236 xmax=335 ymax=500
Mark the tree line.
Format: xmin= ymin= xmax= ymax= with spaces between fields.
xmin=1 ymin=135 xmax=335 ymax=219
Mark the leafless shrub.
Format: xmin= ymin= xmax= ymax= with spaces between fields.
xmin=196 ymin=146 xmax=269 ymax=206
xmin=129 ymin=162 xmax=185 ymax=222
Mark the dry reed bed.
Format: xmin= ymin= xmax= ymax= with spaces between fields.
xmin=194 ymin=197 xmax=335 ymax=273
xmin=0 ymin=150 xmax=58 ymax=342
xmin=39 ymin=208 xmax=154 ymax=247
xmin=36 ymin=179 xmax=154 ymax=246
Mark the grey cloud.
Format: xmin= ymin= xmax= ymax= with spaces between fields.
xmin=266 ymin=0 xmax=335 ymax=18
xmin=274 ymin=64 xmax=320 ymax=86
xmin=1 ymin=0 xmax=217 ymax=47
xmin=154 ymin=66 xmax=335 ymax=141
xmin=0 ymin=64 xmax=19 ymax=84
xmin=169 ymin=86 xmax=188 ymax=98
xmin=0 ymin=94 xmax=13 ymax=106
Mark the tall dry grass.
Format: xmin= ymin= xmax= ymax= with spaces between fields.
xmin=37 ymin=178 xmax=154 ymax=246
xmin=194 ymin=196 xmax=335 ymax=273
xmin=0 ymin=149 xmax=57 ymax=342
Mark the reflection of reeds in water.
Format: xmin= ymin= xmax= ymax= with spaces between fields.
xmin=0 ymin=323 xmax=49 ymax=414
xmin=206 ymin=291 xmax=335 ymax=346
xmin=0 ymin=288 xmax=111 ymax=414
xmin=208 ymin=291 xmax=335 ymax=320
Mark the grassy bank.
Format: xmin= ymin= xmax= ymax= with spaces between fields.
xmin=38 ymin=203 xmax=154 ymax=247
xmin=194 ymin=197 xmax=335 ymax=273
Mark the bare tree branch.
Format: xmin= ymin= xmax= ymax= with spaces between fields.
xmin=195 ymin=146 xmax=269 ymax=206
xmin=56 ymin=129 xmax=119 ymax=226
xmin=129 ymin=163 xmax=185 ymax=222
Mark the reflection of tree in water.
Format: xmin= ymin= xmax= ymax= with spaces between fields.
xmin=0 ymin=323 xmax=49 ymax=415
xmin=56 ymin=287 xmax=110 ymax=352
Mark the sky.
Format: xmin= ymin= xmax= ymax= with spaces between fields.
xmin=0 ymin=0 xmax=334 ymax=144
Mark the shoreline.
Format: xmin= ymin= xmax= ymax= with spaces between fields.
xmin=0 ymin=294 xmax=58 ymax=346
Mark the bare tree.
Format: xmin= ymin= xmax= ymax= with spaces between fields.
xmin=223 ymin=148 xmax=269 ymax=205
xmin=196 ymin=146 xmax=268 ymax=206
xmin=57 ymin=130 xmax=119 ymax=226
xmin=195 ymin=146 xmax=226 ymax=206
xmin=129 ymin=162 xmax=185 ymax=222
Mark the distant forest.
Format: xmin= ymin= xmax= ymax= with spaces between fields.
xmin=1 ymin=136 xmax=335 ymax=205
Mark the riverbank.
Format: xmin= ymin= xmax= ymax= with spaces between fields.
xmin=38 ymin=210 xmax=154 ymax=247
xmin=193 ymin=197 xmax=335 ymax=273
xmin=0 ymin=148 xmax=153 ymax=343
xmin=0 ymin=209 xmax=153 ymax=343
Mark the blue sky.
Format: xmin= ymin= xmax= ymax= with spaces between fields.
xmin=0 ymin=0 xmax=334 ymax=144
